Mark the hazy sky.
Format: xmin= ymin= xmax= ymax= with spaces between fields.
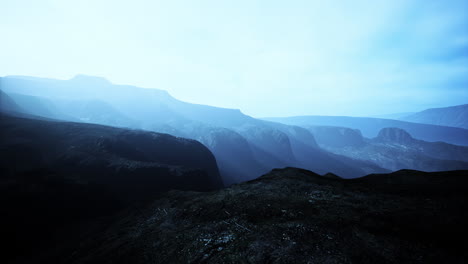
xmin=1 ymin=0 xmax=467 ymax=117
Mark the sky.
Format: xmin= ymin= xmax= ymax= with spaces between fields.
xmin=1 ymin=0 xmax=467 ymax=117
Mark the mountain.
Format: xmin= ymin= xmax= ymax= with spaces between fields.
xmin=52 ymin=98 xmax=140 ymax=128
xmin=308 ymin=126 xmax=365 ymax=148
xmin=1 ymin=75 xmax=387 ymax=183
xmin=312 ymin=126 xmax=468 ymax=172
xmin=0 ymin=112 xmax=223 ymax=263
xmin=0 ymin=90 xmax=23 ymax=113
xmin=0 ymin=113 xmax=222 ymax=194
xmin=371 ymin=112 xmax=415 ymax=119
xmin=376 ymin=127 xmax=414 ymax=144
xmin=399 ymin=104 xmax=468 ymax=129
xmin=264 ymin=115 xmax=468 ymax=146
xmin=6 ymin=167 xmax=466 ymax=263
xmin=5 ymin=92 xmax=74 ymax=121
xmin=373 ymin=127 xmax=468 ymax=163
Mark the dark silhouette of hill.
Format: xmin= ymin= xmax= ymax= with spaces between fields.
xmin=6 ymin=167 xmax=466 ymax=263
xmin=0 ymin=113 xmax=222 ymax=193
xmin=399 ymin=104 xmax=468 ymax=129
xmin=0 ymin=113 xmax=222 ymax=263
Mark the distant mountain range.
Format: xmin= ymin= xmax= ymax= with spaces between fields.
xmin=2 ymin=75 xmax=467 ymax=183
xmin=1 ymin=75 xmax=388 ymax=183
xmin=264 ymin=115 xmax=468 ymax=146
xmin=309 ymin=126 xmax=468 ymax=172
xmin=398 ymin=104 xmax=468 ymax=129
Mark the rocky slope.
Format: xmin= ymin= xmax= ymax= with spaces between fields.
xmin=8 ymin=167 xmax=467 ymax=264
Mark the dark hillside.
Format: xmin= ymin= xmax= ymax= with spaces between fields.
xmin=7 ymin=167 xmax=466 ymax=263
xmin=0 ymin=113 xmax=222 ymax=263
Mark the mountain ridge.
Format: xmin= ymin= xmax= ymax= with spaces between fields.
xmin=264 ymin=115 xmax=468 ymax=146
xmin=399 ymin=104 xmax=468 ymax=129
xmin=1 ymin=75 xmax=388 ymax=183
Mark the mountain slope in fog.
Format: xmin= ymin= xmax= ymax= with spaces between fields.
xmin=399 ymin=104 xmax=468 ymax=129
xmin=264 ymin=115 xmax=468 ymax=146
xmin=0 ymin=90 xmax=23 ymax=113
xmin=311 ymin=126 xmax=468 ymax=172
xmin=1 ymin=75 xmax=386 ymax=183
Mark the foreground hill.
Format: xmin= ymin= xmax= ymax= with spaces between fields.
xmin=0 ymin=113 xmax=223 ymax=263
xmin=6 ymin=167 xmax=467 ymax=263
xmin=399 ymin=104 xmax=468 ymax=129
xmin=264 ymin=115 xmax=468 ymax=146
xmin=0 ymin=113 xmax=222 ymax=193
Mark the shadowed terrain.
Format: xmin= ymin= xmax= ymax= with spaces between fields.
xmin=0 ymin=113 xmax=222 ymax=263
xmin=3 ymin=167 xmax=467 ymax=263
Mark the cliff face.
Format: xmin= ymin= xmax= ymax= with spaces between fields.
xmin=375 ymin=127 xmax=415 ymax=144
xmin=309 ymin=126 xmax=365 ymax=148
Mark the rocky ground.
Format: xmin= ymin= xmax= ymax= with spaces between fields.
xmin=15 ymin=167 xmax=466 ymax=264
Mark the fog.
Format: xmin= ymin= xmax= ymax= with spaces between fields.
xmin=2 ymin=0 xmax=468 ymax=117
